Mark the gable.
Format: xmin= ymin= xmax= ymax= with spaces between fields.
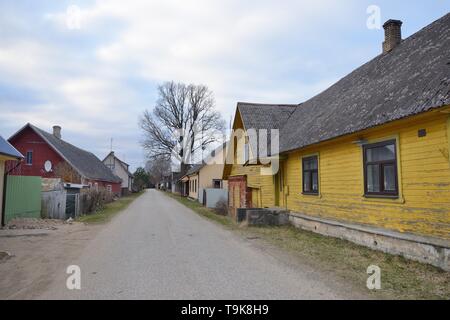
xmin=9 ymin=124 xmax=121 ymax=183
xmin=9 ymin=126 xmax=64 ymax=164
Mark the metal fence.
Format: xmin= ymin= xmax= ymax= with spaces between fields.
xmin=5 ymin=175 xmax=41 ymax=223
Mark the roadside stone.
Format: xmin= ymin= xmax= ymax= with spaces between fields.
xmin=6 ymin=218 xmax=63 ymax=230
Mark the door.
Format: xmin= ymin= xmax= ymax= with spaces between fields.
xmin=65 ymin=193 xmax=76 ymax=219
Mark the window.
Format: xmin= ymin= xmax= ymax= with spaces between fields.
xmin=194 ymin=180 xmax=197 ymax=192
xmin=213 ymin=179 xmax=222 ymax=189
xmin=106 ymin=185 xmax=112 ymax=193
xmin=302 ymin=156 xmax=319 ymax=194
xmin=26 ymin=151 xmax=33 ymax=165
xmin=363 ymin=140 xmax=398 ymax=197
xmin=244 ymin=142 xmax=249 ymax=163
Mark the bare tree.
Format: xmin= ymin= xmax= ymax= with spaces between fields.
xmin=140 ymin=81 xmax=225 ymax=169
xmin=145 ymin=156 xmax=171 ymax=185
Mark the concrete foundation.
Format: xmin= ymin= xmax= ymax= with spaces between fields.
xmin=245 ymin=208 xmax=290 ymax=226
xmin=289 ymin=212 xmax=450 ymax=271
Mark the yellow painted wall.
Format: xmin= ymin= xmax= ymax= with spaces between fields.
xmin=226 ymin=110 xmax=277 ymax=208
xmin=285 ymin=110 xmax=450 ymax=239
xmin=188 ymin=174 xmax=199 ymax=199
xmin=199 ymin=145 xmax=228 ymax=190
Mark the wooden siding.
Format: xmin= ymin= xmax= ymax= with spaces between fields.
xmin=227 ymin=109 xmax=281 ymax=209
xmin=285 ymin=111 xmax=450 ymax=239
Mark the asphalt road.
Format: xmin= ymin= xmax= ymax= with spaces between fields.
xmin=40 ymin=189 xmax=360 ymax=299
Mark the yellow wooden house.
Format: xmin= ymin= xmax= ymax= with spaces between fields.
xmin=223 ymin=15 xmax=450 ymax=268
xmin=223 ymin=102 xmax=297 ymax=218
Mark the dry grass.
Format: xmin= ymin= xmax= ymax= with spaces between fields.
xmin=165 ymin=190 xmax=450 ymax=300
xmin=77 ymin=191 xmax=144 ymax=224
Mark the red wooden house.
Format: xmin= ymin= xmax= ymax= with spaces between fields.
xmin=8 ymin=123 xmax=122 ymax=195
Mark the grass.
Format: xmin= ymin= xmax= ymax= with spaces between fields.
xmin=164 ymin=190 xmax=450 ymax=300
xmin=77 ymin=191 xmax=144 ymax=224
xmin=165 ymin=191 xmax=235 ymax=227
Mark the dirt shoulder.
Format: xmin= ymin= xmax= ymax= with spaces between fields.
xmin=0 ymin=192 xmax=145 ymax=300
xmin=0 ymin=219 xmax=102 ymax=300
xmin=163 ymin=191 xmax=450 ymax=300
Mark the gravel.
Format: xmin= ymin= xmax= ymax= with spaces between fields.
xmin=39 ymin=189 xmax=366 ymax=300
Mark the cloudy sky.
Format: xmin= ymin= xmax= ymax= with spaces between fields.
xmin=0 ymin=1 xmax=448 ymax=171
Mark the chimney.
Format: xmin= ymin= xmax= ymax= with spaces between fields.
xmin=53 ymin=125 xmax=61 ymax=139
xmin=383 ymin=19 xmax=403 ymax=53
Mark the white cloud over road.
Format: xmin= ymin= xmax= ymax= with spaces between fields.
xmin=0 ymin=0 xmax=447 ymax=170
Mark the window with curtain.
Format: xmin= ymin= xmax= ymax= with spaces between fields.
xmin=363 ymin=140 xmax=398 ymax=197
xmin=302 ymin=156 xmax=319 ymax=194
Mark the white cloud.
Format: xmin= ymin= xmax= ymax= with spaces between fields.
xmin=0 ymin=0 xmax=363 ymax=170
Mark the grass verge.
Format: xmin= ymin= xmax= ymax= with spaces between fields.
xmin=165 ymin=191 xmax=234 ymax=227
xmin=77 ymin=191 xmax=144 ymax=224
xmin=164 ymin=190 xmax=449 ymax=300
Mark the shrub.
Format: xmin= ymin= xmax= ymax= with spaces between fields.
xmin=214 ymin=198 xmax=229 ymax=216
xmin=80 ymin=187 xmax=114 ymax=215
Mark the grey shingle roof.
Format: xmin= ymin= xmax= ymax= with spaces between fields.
xmin=185 ymin=163 xmax=205 ymax=176
xmin=237 ymin=103 xmax=298 ymax=157
xmin=280 ymin=13 xmax=450 ymax=153
xmin=0 ymin=135 xmax=23 ymax=159
xmin=237 ymin=103 xmax=298 ymax=132
xmin=29 ymin=124 xmax=121 ymax=183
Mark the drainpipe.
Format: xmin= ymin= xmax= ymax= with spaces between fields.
xmin=1 ymin=160 xmax=21 ymax=227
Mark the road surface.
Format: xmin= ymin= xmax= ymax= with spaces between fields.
xmin=40 ymin=189 xmax=363 ymax=299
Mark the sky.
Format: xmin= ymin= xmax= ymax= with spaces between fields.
xmin=0 ymin=1 xmax=448 ymax=172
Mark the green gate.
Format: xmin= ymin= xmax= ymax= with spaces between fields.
xmin=5 ymin=175 xmax=41 ymax=223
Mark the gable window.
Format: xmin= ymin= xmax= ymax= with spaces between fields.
xmin=213 ymin=179 xmax=222 ymax=189
xmin=26 ymin=151 xmax=33 ymax=165
xmin=302 ymin=156 xmax=319 ymax=194
xmin=363 ymin=140 xmax=398 ymax=197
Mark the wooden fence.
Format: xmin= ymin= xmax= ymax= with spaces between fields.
xmin=41 ymin=190 xmax=67 ymax=219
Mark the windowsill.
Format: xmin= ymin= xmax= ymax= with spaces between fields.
xmin=302 ymin=192 xmax=320 ymax=196
xmin=362 ymin=194 xmax=405 ymax=204
xmin=364 ymin=193 xmax=398 ymax=199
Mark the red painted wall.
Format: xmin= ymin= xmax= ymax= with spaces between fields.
xmin=228 ymin=175 xmax=251 ymax=218
xmin=8 ymin=126 xmax=65 ymax=178
xmin=8 ymin=126 xmax=122 ymax=196
xmin=84 ymin=178 xmax=121 ymax=195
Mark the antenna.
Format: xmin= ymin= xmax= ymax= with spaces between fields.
xmin=110 ymin=138 xmax=113 ymax=152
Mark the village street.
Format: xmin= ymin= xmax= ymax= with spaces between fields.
xmin=26 ymin=189 xmax=364 ymax=300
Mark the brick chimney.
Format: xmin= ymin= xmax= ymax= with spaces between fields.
xmin=383 ymin=19 xmax=403 ymax=53
xmin=53 ymin=125 xmax=61 ymax=139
